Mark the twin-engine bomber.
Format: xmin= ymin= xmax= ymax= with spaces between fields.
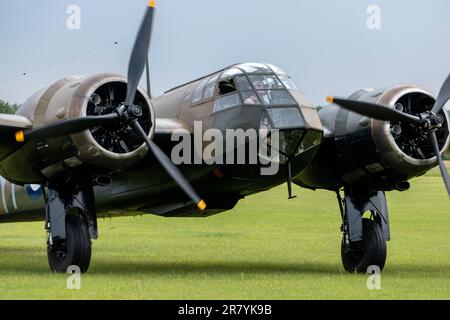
xmin=0 ymin=2 xmax=448 ymax=273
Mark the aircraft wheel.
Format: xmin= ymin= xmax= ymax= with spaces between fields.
xmin=47 ymin=214 xmax=92 ymax=273
xmin=341 ymin=218 xmax=387 ymax=273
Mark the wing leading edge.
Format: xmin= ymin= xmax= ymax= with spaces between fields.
xmin=0 ymin=113 xmax=32 ymax=161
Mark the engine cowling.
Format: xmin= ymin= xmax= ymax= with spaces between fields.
xmin=7 ymin=73 xmax=154 ymax=183
xmin=295 ymin=85 xmax=450 ymax=192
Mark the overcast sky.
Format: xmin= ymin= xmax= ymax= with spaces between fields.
xmin=1 ymin=0 xmax=449 ymax=107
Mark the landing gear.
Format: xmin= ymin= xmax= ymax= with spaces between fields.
xmin=47 ymin=214 xmax=92 ymax=273
xmin=341 ymin=218 xmax=387 ymax=273
xmin=44 ymin=178 xmax=98 ymax=273
xmin=337 ymin=190 xmax=390 ymax=273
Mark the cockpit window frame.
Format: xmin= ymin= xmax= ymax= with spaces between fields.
xmin=203 ymin=74 xmax=220 ymax=100
xmin=191 ymin=72 xmax=221 ymax=107
xmin=238 ymin=71 xmax=297 ymax=107
xmin=265 ymin=105 xmax=306 ymax=130
xmin=211 ymin=65 xmax=300 ymax=114
xmin=193 ymin=63 xmax=298 ymax=110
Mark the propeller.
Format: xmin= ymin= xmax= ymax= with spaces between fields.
xmin=326 ymin=97 xmax=421 ymax=125
xmin=15 ymin=1 xmax=207 ymax=210
xmin=327 ymin=73 xmax=450 ymax=197
xmin=122 ymin=1 xmax=205 ymax=211
xmin=15 ymin=114 xmax=120 ymax=143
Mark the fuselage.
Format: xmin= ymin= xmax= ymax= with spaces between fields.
xmin=0 ymin=63 xmax=324 ymax=222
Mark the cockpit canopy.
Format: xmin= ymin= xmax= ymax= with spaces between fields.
xmin=186 ymin=63 xmax=321 ymax=164
xmin=191 ymin=63 xmax=298 ymax=112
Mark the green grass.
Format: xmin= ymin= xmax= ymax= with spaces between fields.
xmin=425 ymin=161 xmax=450 ymax=177
xmin=0 ymin=173 xmax=449 ymax=299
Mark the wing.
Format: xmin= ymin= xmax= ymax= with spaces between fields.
xmin=0 ymin=113 xmax=32 ymax=160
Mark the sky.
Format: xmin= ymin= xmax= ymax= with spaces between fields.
xmin=1 ymin=0 xmax=450 ymax=107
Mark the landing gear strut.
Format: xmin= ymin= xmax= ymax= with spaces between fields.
xmin=44 ymin=179 xmax=97 ymax=273
xmin=337 ymin=190 xmax=389 ymax=273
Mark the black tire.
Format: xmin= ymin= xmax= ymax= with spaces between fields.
xmin=341 ymin=218 xmax=387 ymax=273
xmin=47 ymin=214 xmax=92 ymax=273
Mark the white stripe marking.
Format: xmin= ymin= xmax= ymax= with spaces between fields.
xmin=0 ymin=177 xmax=8 ymax=214
xmin=11 ymin=183 xmax=18 ymax=210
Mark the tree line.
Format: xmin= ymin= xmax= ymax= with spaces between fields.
xmin=0 ymin=99 xmax=20 ymax=114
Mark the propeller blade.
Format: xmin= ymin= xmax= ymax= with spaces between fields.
xmin=327 ymin=97 xmax=421 ymax=124
xmin=429 ymin=131 xmax=450 ymax=197
xmin=432 ymin=73 xmax=450 ymax=114
xmin=129 ymin=120 xmax=207 ymax=211
xmin=15 ymin=113 xmax=120 ymax=143
xmin=145 ymin=58 xmax=152 ymax=99
xmin=125 ymin=1 xmax=156 ymax=106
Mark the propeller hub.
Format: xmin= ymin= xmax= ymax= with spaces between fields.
xmin=117 ymin=104 xmax=147 ymax=126
xmin=431 ymin=113 xmax=445 ymax=126
xmin=128 ymin=105 xmax=143 ymax=118
xmin=420 ymin=112 xmax=445 ymax=130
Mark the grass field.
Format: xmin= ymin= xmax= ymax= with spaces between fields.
xmin=0 ymin=172 xmax=449 ymax=299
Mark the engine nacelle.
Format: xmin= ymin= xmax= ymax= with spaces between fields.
xmin=295 ymin=85 xmax=450 ymax=192
xmin=5 ymin=73 xmax=154 ymax=184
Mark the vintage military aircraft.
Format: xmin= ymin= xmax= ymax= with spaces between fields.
xmin=0 ymin=1 xmax=448 ymax=274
